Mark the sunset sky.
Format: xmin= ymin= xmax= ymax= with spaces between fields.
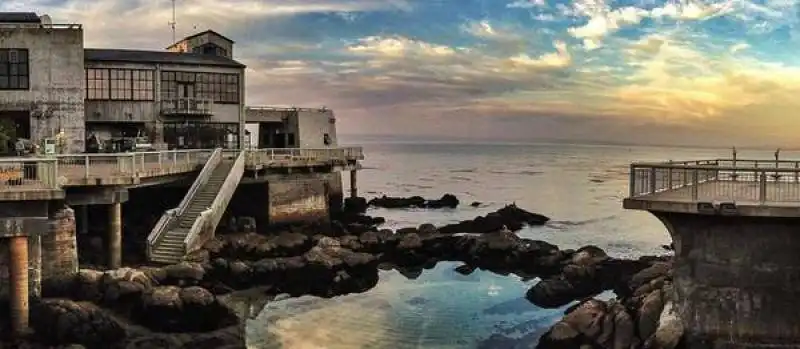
xmin=2 ymin=0 xmax=799 ymax=147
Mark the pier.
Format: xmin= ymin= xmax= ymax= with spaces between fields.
xmin=0 ymin=146 xmax=362 ymax=336
xmin=624 ymin=157 xmax=800 ymax=348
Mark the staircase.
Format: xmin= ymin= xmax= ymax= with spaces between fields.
xmin=150 ymin=160 xmax=233 ymax=263
xmin=147 ymin=149 xmax=246 ymax=264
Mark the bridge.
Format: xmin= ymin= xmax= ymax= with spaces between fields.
xmin=623 ymin=157 xmax=800 ymax=349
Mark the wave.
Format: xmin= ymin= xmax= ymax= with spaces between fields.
xmin=488 ymin=170 xmax=542 ymax=176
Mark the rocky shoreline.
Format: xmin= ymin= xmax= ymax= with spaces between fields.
xmin=1 ymin=195 xmax=683 ymax=349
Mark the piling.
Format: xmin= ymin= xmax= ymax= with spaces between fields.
xmin=8 ymin=235 xmax=29 ymax=336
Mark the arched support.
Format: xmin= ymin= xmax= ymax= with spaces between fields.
xmin=651 ymin=211 xmax=800 ymax=348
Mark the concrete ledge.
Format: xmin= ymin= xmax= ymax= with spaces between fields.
xmin=0 ymin=189 xmax=65 ymax=202
xmin=623 ymin=198 xmax=800 ymax=217
xmin=0 ymin=217 xmax=49 ymax=237
xmin=65 ymin=187 xmax=129 ymax=205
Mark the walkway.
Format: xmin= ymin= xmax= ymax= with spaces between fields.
xmin=0 ymin=147 xmax=363 ymax=195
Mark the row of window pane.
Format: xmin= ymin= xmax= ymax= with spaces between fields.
xmin=0 ymin=49 xmax=29 ymax=90
xmin=87 ymin=68 xmax=155 ymax=100
xmin=161 ymin=71 xmax=239 ymax=103
xmin=163 ymin=122 xmax=239 ymax=149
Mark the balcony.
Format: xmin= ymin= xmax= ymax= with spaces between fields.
xmin=161 ymin=98 xmax=213 ymax=117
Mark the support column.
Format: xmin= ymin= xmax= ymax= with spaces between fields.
xmin=108 ymin=202 xmax=121 ymax=269
xmin=655 ymin=212 xmax=800 ymax=348
xmin=349 ymin=169 xmax=358 ymax=198
xmin=79 ymin=205 xmax=88 ymax=235
xmin=8 ymin=235 xmax=29 ymax=336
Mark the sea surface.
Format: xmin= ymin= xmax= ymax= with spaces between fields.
xmin=244 ymin=142 xmax=775 ymax=349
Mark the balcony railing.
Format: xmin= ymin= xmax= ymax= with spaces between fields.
xmin=161 ymin=98 xmax=213 ymax=116
xmin=0 ymin=147 xmax=363 ymax=192
xmin=629 ymin=158 xmax=800 ymax=204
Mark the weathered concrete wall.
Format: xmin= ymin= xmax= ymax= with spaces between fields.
xmin=268 ymin=178 xmax=329 ymax=225
xmin=296 ymin=109 xmax=337 ymax=147
xmin=655 ymin=212 xmax=800 ymax=349
xmin=41 ymin=205 xmax=77 ymax=280
xmin=0 ymin=26 xmax=85 ymax=152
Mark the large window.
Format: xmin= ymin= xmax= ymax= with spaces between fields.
xmin=161 ymin=71 xmax=239 ymax=104
xmin=86 ymin=68 xmax=154 ymax=100
xmin=163 ymin=122 xmax=239 ymax=149
xmin=0 ymin=49 xmax=29 ymax=90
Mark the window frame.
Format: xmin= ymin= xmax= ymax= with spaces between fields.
xmin=86 ymin=68 xmax=155 ymax=101
xmin=0 ymin=49 xmax=30 ymax=91
xmin=161 ymin=71 xmax=240 ymax=104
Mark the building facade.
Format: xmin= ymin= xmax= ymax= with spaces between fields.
xmin=0 ymin=13 xmax=339 ymax=154
xmin=85 ymin=30 xmax=246 ymax=151
xmin=245 ymin=107 xmax=338 ymax=149
xmin=0 ymin=13 xmax=85 ymax=154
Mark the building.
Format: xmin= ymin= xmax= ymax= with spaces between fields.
xmin=245 ymin=106 xmax=338 ymax=148
xmin=0 ymin=14 xmax=259 ymax=153
xmin=0 ymin=13 xmax=85 ymax=154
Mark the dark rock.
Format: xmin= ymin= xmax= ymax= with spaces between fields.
xmin=367 ymin=193 xmax=459 ymax=209
xmin=30 ymin=299 xmax=126 ymax=349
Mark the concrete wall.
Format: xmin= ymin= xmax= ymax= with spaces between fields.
xmin=0 ymin=26 xmax=85 ymax=153
xmin=85 ymin=61 xmax=245 ymax=146
xmin=296 ymin=109 xmax=337 ymax=148
xmin=41 ymin=205 xmax=77 ymax=280
xmin=225 ymin=172 xmax=343 ymax=231
xmin=267 ymin=178 xmax=329 ymax=226
xmin=655 ymin=212 xmax=800 ymax=348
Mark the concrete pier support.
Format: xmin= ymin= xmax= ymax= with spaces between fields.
xmin=108 ymin=202 xmax=122 ymax=269
xmin=8 ymin=235 xmax=29 ymax=336
xmin=79 ymin=205 xmax=88 ymax=235
xmin=349 ymin=169 xmax=357 ymax=198
xmin=654 ymin=212 xmax=800 ymax=349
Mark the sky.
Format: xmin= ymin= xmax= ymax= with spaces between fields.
xmin=2 ymin=0 xmax=800 ymax=147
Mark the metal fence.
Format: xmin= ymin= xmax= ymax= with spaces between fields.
xmin=0 ymin=146 xmax=364 ymax=192
xmin=630 ymin=159 xmax=800 ymax=203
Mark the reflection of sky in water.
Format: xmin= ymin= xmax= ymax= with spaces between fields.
xmin=246 ymin=262 xmax=566 ymax=349
xmin=245 ymin=143 xmax=705 ymax=348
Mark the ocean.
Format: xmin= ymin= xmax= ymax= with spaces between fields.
xmin=244 ymin=141 xmax=774 ymax=349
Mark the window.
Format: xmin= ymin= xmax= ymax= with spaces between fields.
xmin=161 ymin=71 xmax=239 ymax=104
xmin=0 ymin=49 xmax=29 ymax=90
xmin=163 ymin=122 xmax=239 ymax=149
xmin=86 ymin=68 xmax=154 ymax=100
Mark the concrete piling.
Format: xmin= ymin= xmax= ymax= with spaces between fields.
xmin=8 ymin=235 xmax=30 ymax=336
xmin=349 ymin=170 xmax=357 ymax=198
xmin=108 ymin=202 xmax=121 ymax=269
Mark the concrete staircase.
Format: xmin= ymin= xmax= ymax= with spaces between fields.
xmin=149 ymin=154 xmax=238 ymax=263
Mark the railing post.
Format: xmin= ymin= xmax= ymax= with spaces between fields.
xmin=172 ymin=151 xmax=177 ymax=166
xmin=649 ymin=167 xmax=657 ymax=194
xmin=667 ymin=167 xmax=673 ymax=189
xmin=83 ymin=155 xmax=89 ymax=179
xmin=158 ymin=152 xmax=163 ymax=169
xmin=691 ymin=169 xmax=699 ymax=200
xmin=629 ymin=165 xmax=636 ymax=197
xmin=795 ymin=162 xmax=798 ymax=183
xmin=759 ymin=171 xmax=767 ymax=204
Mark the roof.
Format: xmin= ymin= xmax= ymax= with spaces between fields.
xmin=84 ymin=48 xmax=245 ymax=68
xmin=167 ymin=30 xmax=235 ymax=49
xmin=0 ymin=12 xmax=41 ymax=23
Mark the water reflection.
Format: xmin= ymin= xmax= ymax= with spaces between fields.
xmin=245 ymin=262 xmax=567 ymax=349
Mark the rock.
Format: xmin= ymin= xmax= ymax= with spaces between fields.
xmin=648 ymin=300 xmax=683 ymax=349
xmin=162 ymin=262 xmax=206 ymax=286
xmin=343 ymin=197 xmax=368 ymax=214
xmin=367 ymin=193 xmax=459 ymax=209
xmin=30 ymin=299 xmax=126 ymax=349
xmin=454 ymin=264 xmax=476 ymax=275
xmin=470 ymin=201 xmax=482 ymax=207
xmin=638 ymin=289 xmax=665 ymax=340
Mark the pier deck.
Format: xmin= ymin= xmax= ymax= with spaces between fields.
xmin=0 ymin=147 xmax=363 ymax=200
xmin=624 ymin=159 xmax=800 ymax=215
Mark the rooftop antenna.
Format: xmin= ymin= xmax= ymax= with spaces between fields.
xmin=168 ymin=0 xmax=177 ymax=45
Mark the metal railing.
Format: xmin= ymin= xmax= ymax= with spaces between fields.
xmin=160 ymin=97 xmax=213 ymax=115
xmin=246 ymin=146 xmax=363 ymax=165
xmin=56 ymin=149 xmax=210 ymax=181
xmin=0 ymin=158 xmax=59 ymax=190
xmin=184 ymin=150 xmax=246 ymax=253
xmin=247 ymin=106 xmax=330 ymax=113
xmin=629 ymin=158 xmax=800 ymax=203
xmin=146 ymin=148 xmax=222 ymax=259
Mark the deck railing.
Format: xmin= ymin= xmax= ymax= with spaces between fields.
xmin=630 ymin=159 xmax=800 ymax=203
xmin=245 ymin=146 xmax=364 ymax=166
xmin=0 ymin=146 xmax=363 ymax=192
xmin=0 ymin=158 xmax=59 ymax=190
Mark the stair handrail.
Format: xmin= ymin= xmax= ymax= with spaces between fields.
xmin=184 ymin=150 xmax=246 ymax=253
xmin=146 ymin=147 xmax=223 ymax=258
